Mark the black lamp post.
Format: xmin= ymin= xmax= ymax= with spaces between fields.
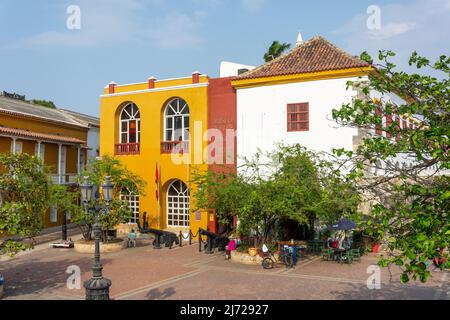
xmin=81 ymin=176 xmax=113 ymax=300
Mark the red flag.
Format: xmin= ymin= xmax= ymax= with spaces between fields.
xmin=155 ymin=162 xmax=159 ymax=201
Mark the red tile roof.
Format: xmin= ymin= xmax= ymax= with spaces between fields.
xmin=0 ymin=126 xmax=86 ymax=144
xmin=235 ymin=36 xmax=371 ymax=80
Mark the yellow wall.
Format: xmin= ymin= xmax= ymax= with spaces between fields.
xmin=0 ymin=111 xmax=89 ymax=228
xmin=0 ymin=113 xmax=87 ymax=141
xmin=100 ymin=79 xmax=209 ymax=233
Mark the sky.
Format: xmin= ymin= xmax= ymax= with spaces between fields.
xmin=0 ymin=0 xmax=449 ymax=117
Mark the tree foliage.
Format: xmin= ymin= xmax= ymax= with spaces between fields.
xmin=30 ymin=99 xmax=57 ymax=109
xmin=73 ymin=155 xmax=146 ymax=241
xmin=0 ymin=153 xmax=52 ymax=256
xmin=332 ymin=50 xmax=450 ymax=283
xmin=264 ymin=41 xmax=291 ymax=62
xmin=191 ymin=144 xmax=361 ymax=245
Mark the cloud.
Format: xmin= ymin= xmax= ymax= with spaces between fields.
xmin=2 ymin=0 xmax=206 ymax=50
xmin=334 ymin=0 xmax=450 ymax=69
xmin=369 ymin=22 xmax=417 ymax=40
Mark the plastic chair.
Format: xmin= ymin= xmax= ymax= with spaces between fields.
xmin=321 ymin=248 xmax=333 ymax=261
xmin=350 ymin=249 xmax=361 ymax=262
xmin=339 ymin=251 xmax=353 ymax=264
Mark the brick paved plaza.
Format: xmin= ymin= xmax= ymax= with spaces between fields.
xmin=1 ymin=238 xmax=448 ymax=300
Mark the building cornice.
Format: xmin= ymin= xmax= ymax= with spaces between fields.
xmin=231 ymin=67 xmax=374 ymax=89
xmin=100 ymin=82 xmax=209 ymax=98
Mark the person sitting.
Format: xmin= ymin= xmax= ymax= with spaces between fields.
xmin=128 ymin=229 xmax=137 ymax=248
xmin=342 ymin=237 xmax=351 ymax=250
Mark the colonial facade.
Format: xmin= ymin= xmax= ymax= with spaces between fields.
xmin=0 ymin=92 xmax=98 ymax=227
xmin=100 ymin=73 xmax=213 ymax=232
xmin=100 ymin=34 xmax=423 ymax=232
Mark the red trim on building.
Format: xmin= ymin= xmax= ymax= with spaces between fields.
xmin=192 ymin=72 xmax=200 ymax=84
xmin=207 ymin=77 xmax=237 ymax=175
xmin=0 ymin=126 xmax=86 ymax=144
xmin=287 ymin=103 xmax=309 ymax=132
xmin=148 ymin=77 xmax=156 ymax=89
xmin=115 ymin=143 xmax=140 ymax=155
xmin=386 ymin=114 xmax=392 ymax=139
xmin=108 ymin=82 xmax=117 ymax=94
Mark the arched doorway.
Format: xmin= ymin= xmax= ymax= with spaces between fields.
xmin=166 ymin=180 xmax=190 ymax=227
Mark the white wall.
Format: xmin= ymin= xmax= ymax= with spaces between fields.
xmin=87 ymin=127 xmax=100 ymax=160
xmin=220 ymin=61 xmax=255 ymax=78
xmin=236 ymin=77 xmax=364 ymax=171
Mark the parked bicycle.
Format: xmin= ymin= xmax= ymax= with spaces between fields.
xmin=261 ymin=245 xmax=294 ymax=269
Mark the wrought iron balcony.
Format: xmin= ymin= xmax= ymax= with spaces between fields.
xmin=115 ymin=143 xmax=140 ymax=155
xmin=161 ymin=141 xmax=189 ymax=154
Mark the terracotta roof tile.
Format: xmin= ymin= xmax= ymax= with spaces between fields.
xmin=235 ymin=36 xmax=370 ymax=80
xmin=0 ymin=126 xmax=86 ymax=144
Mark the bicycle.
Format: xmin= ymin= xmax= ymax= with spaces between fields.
xmin=261 ymin=247 xmax=294 ymax=269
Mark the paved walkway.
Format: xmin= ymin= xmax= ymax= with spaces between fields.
xmin=1 ymin=239 xmax=448 ymax=300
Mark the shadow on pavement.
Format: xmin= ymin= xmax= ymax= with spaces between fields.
xmin=146 ymin=287 xmax=176 ymax=300
xmin=330 ymin=276 xmax=450 ymax=300
xmin=1 ymin=257 xmax=92 ymax=298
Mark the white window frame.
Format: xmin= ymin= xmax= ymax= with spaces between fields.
xmin=119 ymin=103 xmax=141 ymax=144
xmin=34 ymin=143 xmax=45 ymax=160
xmin=167 ymin=180 xmax=190 ymax=227
xmin=164 ymin=98 xmax=190 ymax=142
xmin=50 ymin=204 xmax=58 ymax=223
xmin=120 ymin=189 xmax=140 ymax=224
xmin=11 ymin=140 xmax=23 ymax=154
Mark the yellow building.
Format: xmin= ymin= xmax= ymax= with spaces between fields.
xmin=0 ymin=91 xmax=91 ymax=228
xmin=100 ymin=73 xmax=210 ymax=233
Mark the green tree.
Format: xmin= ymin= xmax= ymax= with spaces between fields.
xmin=332 ymin=50 xmax=450 ymax=283
xmin=73 ymin=155 xmax=146 ymax=241
xmin=191 ymin=144 xmax=361 ymax=245
xmin=0 ymin=153 xmax=52 ymax=256
xmin=264 ymin=41 xmax=291 ymax=62
xmin=30 ymin=99 xmax=57 ymax=109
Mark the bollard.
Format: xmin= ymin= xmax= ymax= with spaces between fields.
xmin=62 ymin=210 xmax=68 ymax=241
xmin=189 ymin=230 xmax=192 ymax=246
xmin=206 ymin=236 xmax=213 ymax=254
xmin=179 ymin=231 xmax=183 ymax=247
xmin=154 ymin=234 xmax=162 ymax=249
xmin=198 ymin=234 xmax=202 ymax=253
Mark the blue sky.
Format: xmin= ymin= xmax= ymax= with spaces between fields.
xmin=0 ymin=0 xmax=449 ymax=116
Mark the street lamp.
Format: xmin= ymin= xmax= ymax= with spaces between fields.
xmin=81 ymin=176 xmax=114 ymax=300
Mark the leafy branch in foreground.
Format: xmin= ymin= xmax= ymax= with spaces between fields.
xmin=332 ymin=50 xmax=449 ymax=283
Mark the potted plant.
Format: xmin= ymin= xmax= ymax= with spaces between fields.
xmin=248 ymin=247 xmax=258 ymax=256
xmin=248 ymin=236 xmax=258 ymax=256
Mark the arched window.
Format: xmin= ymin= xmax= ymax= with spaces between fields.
xmin=164 ymin=98 xmax=190 ymax=142
xmin=167 ymin=180 xmax=190 ymax=227
xmin=120 ymin=103 xmax=140 ymax=144
xmin=120 ymin=187 xmax=140 ymax=224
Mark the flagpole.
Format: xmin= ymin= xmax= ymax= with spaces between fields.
xmin=156 ymin=161 xmax=161 ymax=229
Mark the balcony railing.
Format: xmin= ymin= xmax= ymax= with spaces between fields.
xmin=50 ymin=174 xmax=78 ymax=185
xmin=115 ymin=143 xmax=140 ymax=155
xmin=161 ymin=141 xmax=190 ymax=154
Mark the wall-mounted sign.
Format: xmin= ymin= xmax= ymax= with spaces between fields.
xmin=196 ymin=211 xmax=201 ymax=221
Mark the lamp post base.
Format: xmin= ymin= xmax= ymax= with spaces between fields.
xmin=84 ymin=277 xmax=112 ymax=300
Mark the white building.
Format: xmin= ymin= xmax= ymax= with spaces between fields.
xmin=231 ymin=36 xmax=376 ymax=171
xmin=60 ymin=109 xmax=100 ymax=162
